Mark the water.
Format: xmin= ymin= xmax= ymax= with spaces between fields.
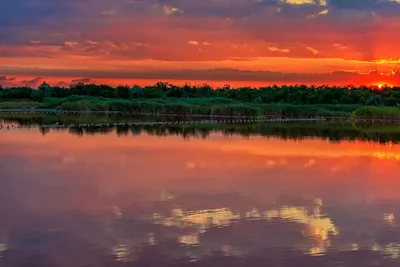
xmin=1 ymin=116 xmax=400 ymax=266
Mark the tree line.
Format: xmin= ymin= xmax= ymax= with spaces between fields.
xmin=1 ymin=82 xmax=400 ymax=106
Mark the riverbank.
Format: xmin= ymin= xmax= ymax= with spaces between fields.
xmin=351 ymin=106 xmax=400 ymax=120
xmin=0 ymin=97 xmax=360 ymax=117
xmin=1 ymin=97 xmax=399 ymax=121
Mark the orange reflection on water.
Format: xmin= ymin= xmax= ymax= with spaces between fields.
xmin=0 ymin=129 xmax=399 ymax=202
xmin=1 ymin=130 xmax=400 ymax=159
xmin=1 ymin=129 xmax=400 ymax=260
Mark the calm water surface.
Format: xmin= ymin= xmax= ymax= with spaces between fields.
xmin=1 ymin=123 xmax=400 ymax=267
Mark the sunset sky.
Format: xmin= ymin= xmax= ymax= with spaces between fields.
xmin=2 ymin=0 xmax=400 ymax=87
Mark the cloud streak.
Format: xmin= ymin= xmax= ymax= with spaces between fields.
xmin=1 ymin=68 xmax=399 ymax=87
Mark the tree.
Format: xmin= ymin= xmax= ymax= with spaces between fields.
xmin=116 ymin=85 xmax=130 ymax=99
xmin=130 ymin=86 xmax=143 ymax=99
xmin=31 ymin=89 xmax=45 ymax=101
xmin=365 ymin=96 xmax=381 ymax=106
xmin=253 ymin=97 xmax=263 ymax=103
xmin=38 ymin=82 xmax=52 ymax=97
xmin=383 ymin=97 xmax=397 ymax=106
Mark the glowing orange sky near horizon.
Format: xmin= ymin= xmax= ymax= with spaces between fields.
xmin=2 ymin=0 xmax=400 ymax=87
xmin=4 ymin=73 xmax=399 ymax=88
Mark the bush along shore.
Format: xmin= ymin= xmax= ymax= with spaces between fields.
xmin=351 ymin=106 xmax=400 ymax=121
xmin=0 ymin=82 xmax=400 ymax=119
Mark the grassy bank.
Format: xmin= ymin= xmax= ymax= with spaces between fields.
xmin=351 ymin=106 xmax=400 ymax=120
xmin=0 ymin=96 xmax=362 ymax=117
xmin=2 ymin=95 xmax=400 ymax=120
xmin=59 ymin=99 xmax=356 ymax=117
xmin=0 ymin=101 xmax=40 ymax=109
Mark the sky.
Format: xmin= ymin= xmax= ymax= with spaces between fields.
xmin=2 ymin=0 xmax=400 ymax=87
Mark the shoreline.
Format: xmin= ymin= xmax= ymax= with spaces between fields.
xmin=1 ymin=109 xmax=400 ymax=123
xmin=1 ymin=119 xmax=400 ymax=145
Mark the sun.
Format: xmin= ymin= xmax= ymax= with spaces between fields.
xmin=374 ymin=83 xmax=392 ymax=89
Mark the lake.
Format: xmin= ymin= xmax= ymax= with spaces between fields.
xmin=0 ymin=115 xmax=400 ymax=267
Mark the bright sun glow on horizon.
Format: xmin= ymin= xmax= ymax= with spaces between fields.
xmin=375 ymin=82 xmax=394 ymax=89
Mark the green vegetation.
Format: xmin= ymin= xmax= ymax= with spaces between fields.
xmin=1 ymin=82 xmax=400 ymax=118
xmin=55 ymin=99 xmax=361 ymax=117
xmin=351 ymin=106 xmax=400 ymax=120
xmin=0 ymin=101 xmax=39 ymax=109
xmin=0 ymin=113 xmax=181 ymax=126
